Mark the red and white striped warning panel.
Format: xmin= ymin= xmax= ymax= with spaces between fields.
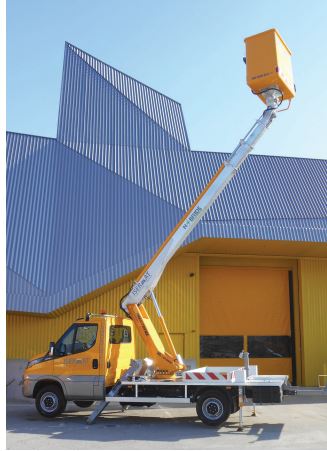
xmin=183 ymin=367 xmax=236 ymax=382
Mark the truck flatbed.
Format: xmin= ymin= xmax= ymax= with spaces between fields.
xmin=86 ymin=363 xmax=292 ymax=428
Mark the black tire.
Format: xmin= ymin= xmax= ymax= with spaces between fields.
xmin=73 ymin=401 xmax=94 ymax=408
xmin=196 ymin=390 xmax=230 ymax=427
xmin=35 ymin=384 xmax=67 ymax=418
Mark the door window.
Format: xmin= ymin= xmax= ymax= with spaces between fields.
xmin=109 ymin=325 xmax=131 ymax=344
xmin=54 ymin=324 xmax=98 ymax=356
xmin=74 ymin=325 xmax=98 ymax=353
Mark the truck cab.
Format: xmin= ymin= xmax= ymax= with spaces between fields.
xmin=23 ymin=314 xmax=135 ymax=417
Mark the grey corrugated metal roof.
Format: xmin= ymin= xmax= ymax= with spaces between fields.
xmin=6 ymin=43 xmax=327 ymax=313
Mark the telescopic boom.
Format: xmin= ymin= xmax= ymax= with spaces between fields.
xmin=120 ymin=91 xmax=281 ymax=377
xmin=121 ymin=96 xmax=278 ymax=312
xmin=120 ymin=29 xmax=295 ymax=378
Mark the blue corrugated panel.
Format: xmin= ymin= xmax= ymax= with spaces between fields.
xmin=7 ymin=132 xmax=183 ymax=312
xmin=99 ymin=146 xmax=327 ymax=223
xmin=7 ymin=134 xmax=59 ymax=292
xmin=7 ymin=269 xmax=46 ymax=296
xmin=57 ymin=43 xmax=190 ymax=157
xmin=6 ymin=43 xmax=327 ymax=313
xmin=67 ymin=44 xmax=190 ymax=150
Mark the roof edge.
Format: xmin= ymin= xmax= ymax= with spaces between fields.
xmin=65 ymin=42 xmax=183 ymax=107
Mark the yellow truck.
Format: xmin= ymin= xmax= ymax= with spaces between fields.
xmin=23 ymin=29 xmax=297 ymax=429
xmin=23 ymin=315 xmax=135 ymax=414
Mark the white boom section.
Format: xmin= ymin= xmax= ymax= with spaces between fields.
xmin=122 ymin=97 xmax=278 ymax=312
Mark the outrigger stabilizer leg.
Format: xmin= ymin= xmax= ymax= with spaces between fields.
xmin=237 ymin=387 xmax=245 ymax=432
xmin=86 ymin=359 xmax=142 ymax=424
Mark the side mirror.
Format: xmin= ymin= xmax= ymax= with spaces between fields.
xmin=49 ymin=341 xmax=55 ymax=356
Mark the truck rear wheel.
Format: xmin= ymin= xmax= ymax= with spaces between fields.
xmin=196 ymin=390 xmax=230 ymax=427
xmin=74 ymin=401 xmax=94 ymax=408
xmin=35 ymin=385 xmax=67 ymax=418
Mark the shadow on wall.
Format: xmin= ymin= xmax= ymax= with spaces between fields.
xmin=7 ymin=359 xmax=27 ymax=401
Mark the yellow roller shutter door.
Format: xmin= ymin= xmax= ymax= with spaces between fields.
xmin=200 ymin=266 xmax=293 ymax=380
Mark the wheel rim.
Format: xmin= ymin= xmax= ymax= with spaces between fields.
xmin=40 ymin=392 xmax=59 ymax=413
xmin=202 ymin=397 xmax=224 ymax=420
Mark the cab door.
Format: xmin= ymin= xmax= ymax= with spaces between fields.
xmin=105 ymin=318 xmax=135 ymax=387
xmin=53 ymin=322 xmax=103 ymax=400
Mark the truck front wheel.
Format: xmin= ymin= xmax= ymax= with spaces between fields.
xmin=35 ymin=385 xmax=67 ymax=417
xmin=196 ymin=390 xmax=230 ymax=427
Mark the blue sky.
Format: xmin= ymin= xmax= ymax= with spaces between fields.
xmin=7 ymin=0 xmax=327 ymax=159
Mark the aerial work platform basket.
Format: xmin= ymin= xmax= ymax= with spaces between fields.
xmin=244 ymin=28 xmax=295 ymax=103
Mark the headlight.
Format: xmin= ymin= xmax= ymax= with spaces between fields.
xmin=26 ymin=357 xmax=44 ymax=368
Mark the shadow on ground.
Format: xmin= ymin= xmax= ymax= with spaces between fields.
xmin=7 ymin=403 xmax=285 ymax=445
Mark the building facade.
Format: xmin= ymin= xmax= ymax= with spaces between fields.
xmin=7 ymin=43 xmax=327 ymax=397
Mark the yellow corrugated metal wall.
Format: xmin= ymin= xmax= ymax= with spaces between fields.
xmin=7 ymin=254 xmax=199 ymax=362
xmin=299 ymin=258 xmax=327 ymax=386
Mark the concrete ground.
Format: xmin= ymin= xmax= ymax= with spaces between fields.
xmin=6 ymin=396 xmax=327 ymax=450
